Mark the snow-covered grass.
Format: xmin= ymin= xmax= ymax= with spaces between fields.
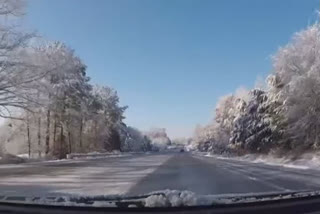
xmin=3 ymin=150 xmax=138 ymax=165
xmin=16 ymin=153 xmax=44 ymax=159
xmin=67 ymin=150 xmax=131 ymax=160
xmin=198 ymin=151 xmax=320 ymax=170
xmin=17 ymin=154 xmax=29 ymax=158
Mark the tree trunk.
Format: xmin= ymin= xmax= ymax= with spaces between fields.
xmin=68 ymin=130 xmax=72 ymax=154
xmin=45 ymin=110 xmax=50 ymax=156
xmin=59 ymin=93 xmax=66 ymax=159
xmin=36 ymin=92 xmax=42 ymax=158
xmin=315 ymin=125 xmax=319 ymax=148
xmin=94 ymin=120 xmax=98 ymax=149
xmin=53 ymin=118 xmax=57 ymax=146
xmin=79 ymin=117 xmax=83 ymax=151
xmin=27 ymin=119 xmax=31 ymax=158
xmin=59 ymin=124 xmax=64 ymax=159
xmin=37 ymin=115 xmax=41 ymax=158
xmin=66 ymin=112 xmax=72 ymax=154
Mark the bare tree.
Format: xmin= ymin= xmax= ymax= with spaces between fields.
xmin=0 ymin=0 xmax=39 ymax=119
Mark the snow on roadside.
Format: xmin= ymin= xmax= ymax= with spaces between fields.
xmin=17 ymin=154 xmax=29 ymax=158
xmin=67 ymin=150 xmax=131 ymax=160
xmin=197 ymin=151 xmax=320 ymax=170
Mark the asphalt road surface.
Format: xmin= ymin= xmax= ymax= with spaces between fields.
xmin=0 ymin=153 xmax=319 ymax=197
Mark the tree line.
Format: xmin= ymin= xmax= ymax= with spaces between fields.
xmin=193 ymin=23 xmax=320 ymax=157
xmin=0 ymin=0 xmax=153 ymax=159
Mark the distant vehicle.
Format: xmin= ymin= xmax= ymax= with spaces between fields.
xmin=180 ymin=149 xmax=184 ymax=153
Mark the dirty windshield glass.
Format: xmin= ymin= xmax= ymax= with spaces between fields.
xmin=0 ymin=0 xmax=319 ymax=209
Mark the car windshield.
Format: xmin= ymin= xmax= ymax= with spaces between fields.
xmin=0 ymin=0 xmax=319 ymax=209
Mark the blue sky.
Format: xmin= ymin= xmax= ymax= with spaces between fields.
xmin=26 ymin=0 xmax=318 ymax=138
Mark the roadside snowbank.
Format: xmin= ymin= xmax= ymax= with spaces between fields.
xmin=3 ymin=150 xmax=145 ymax=165
xmin=67 ymin=150 xmax=130 ymax=159
xmin=17 ymin=154 xmax=29 ymax=158
xmin=199 ymin=152 xmax=320 ymax=170
xmin=0 ymin=154 xmax=25 ymax=164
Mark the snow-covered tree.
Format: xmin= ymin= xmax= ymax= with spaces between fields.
xmin=0 ymin=0 xmax=38 ymax=119
xmin=86 ymin=85 xmax=126 ymax=151
xmin=0 ymin=0 xmax=136 ymax=159
xmin=269 ymin=23 xmax=320 ymax=151
xmin=195 ymin=23 xmax=320 ymax=156
xmin=119 ymin=124 xmax=151 ymax=152
xmin=230 ymin=89 xmax=279 ymax=153
xmin=172 ymin=138 xmax=192 ymax=145
xmin=0 ymin=41 xmax=130 ymax=158
xmin=145 ymin=128 xmax=171 ymax=151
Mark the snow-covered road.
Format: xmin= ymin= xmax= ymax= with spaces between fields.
xmin=0 ymin=154 xmax=171 ymax=196
xmin=0 ymin=153 xmax=319 ymax=197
